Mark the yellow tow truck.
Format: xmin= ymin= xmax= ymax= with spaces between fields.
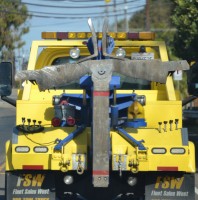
xmin=0 ymin=18 xmax=195 ymax=200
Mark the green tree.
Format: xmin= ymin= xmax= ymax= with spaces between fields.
xmin=116 ymin=0 xmax=190 ymax=98
xmin=117 ymin=0 xmax=177 ymax=58
xmin=172 ymin=0 xmax=198 ymax=62
xmin=0 ymin=0 xmax=30 ymax=61
xmin=128 ymin=0 xmax=174 ymax=31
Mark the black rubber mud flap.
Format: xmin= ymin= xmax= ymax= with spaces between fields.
xmin=55 ymin=171 xmax=145 ymax=200
xmin=145 ymin=172 xmax=195 ymax=200
xmin=6 ymin=170 xmax=55 ymax=200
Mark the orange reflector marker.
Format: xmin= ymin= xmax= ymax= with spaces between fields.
xmin=93 ymin=91 xmax=109 ymax=96
xmin=68 ymin=32 xmax=76 ymax=39
xmin=108 ymin=32 xmax=116 ymax=38
xmin=93 ymin=170 xmax=109 ymax=176
xmin=157 ymin=166 xmax=178 ymax=171
xmin=117 ymin=32 xmax=127 ymax=39
xmin=42 ymin=32 xmax=57 ymax=39
xmin=87 ymin=32 xmax=92 ymax=38
xmin=23 ymin=165 xmax=44 ymax=170
xmin=97 ymin=32 xmax=103 ymax=39
xmin=77 ymin=32 xmax=86 ymax=39
xmin=139 ymin=32 xmax=155 ymax=40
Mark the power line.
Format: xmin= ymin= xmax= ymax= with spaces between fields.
xmin=0 ymin=6 xmax=144 ymax=19
xmin=27 ymin=4 xmax=144 ymax=17
xmin=21 ymin=0 xmax=140 ymax=9
xmin=0 ymin=2 xmax=145 ymax=19
xmin=31 ymin=19 xmax=80 ymax=28
xmin=41 ymin=0 xmax=110 ymax=1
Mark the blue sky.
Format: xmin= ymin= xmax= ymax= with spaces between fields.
xmin=19 ymin=0 xmax=146 ymax=63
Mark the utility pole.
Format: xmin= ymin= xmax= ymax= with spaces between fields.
xmin=146 ymin=0 xmax=150 ymax=31
xmin=113 ymin=0 xmax=117 ymax=32
xmin=105 ymin=0 xmax=110 ymax=19
xmin=124 ymin=0 xmax=128 ymax=32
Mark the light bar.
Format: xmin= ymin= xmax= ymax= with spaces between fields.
xmin=77 ymin=32 xmax=86 ymax=39
xmin=117 ymin=32 xmax=127 ymax=39
xmin=108 ymin=32 xmax=116 ymax=38
xmin=68 ymin=32 xmax=76 ymax=39
xmin=152 ymin=148 xmax=166 ymax=154
xmin=15 ymin=146 xmax=30 ymax=153
xmin=139 ymin=32 xmax=155 ymax=40
xmin=42 ymin=32 xmax=155 ymax=40
xmin=42 ymin=32 xmax=57 ymax=39
xmin=34 ymin=146 xmax=48 ymax=153
xmin=170 ymin=148 xmax=185 ymax=154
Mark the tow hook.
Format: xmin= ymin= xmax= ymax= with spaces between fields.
xmin=129 ymin=159 xmax=139 ymax=173
xmin=76 ymin=155 xmax=84 ymax=175
xmin=60 ymin=160 xmax=70 ymax=172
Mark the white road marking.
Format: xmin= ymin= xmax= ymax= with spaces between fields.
xmin=0 ymin=161 xmax=5 ymax=172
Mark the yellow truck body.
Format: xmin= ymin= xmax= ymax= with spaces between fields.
xmin=0 ymin=23 xmax=195 ymax=199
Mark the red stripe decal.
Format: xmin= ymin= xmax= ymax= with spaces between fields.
xmin=93 ymin=170 xmax=109 ymax=176
xmin=23 ymin=165 xmax=43 ymax=170
xmin=93 ymin=91 xmax=109 ymax=96
xmin=157 ymin=166 xmax=178 ymax=171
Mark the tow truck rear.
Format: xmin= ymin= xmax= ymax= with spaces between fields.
xmin=0 ymin=18 xmax=195 ymax=200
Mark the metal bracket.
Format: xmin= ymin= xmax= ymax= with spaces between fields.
xmin=113 ymin=154 xmax=127 ymax=177
xmin=72 ymin=154 xmax=86 ymax=175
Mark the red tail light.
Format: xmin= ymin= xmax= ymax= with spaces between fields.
xmin=52 ymin=117 xmax=61 ymax=127
xmin=67 ymin=116 xmax=76 ymax=126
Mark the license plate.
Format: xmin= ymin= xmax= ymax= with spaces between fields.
xmin=131 ymin=52 xmax=154 ymax=60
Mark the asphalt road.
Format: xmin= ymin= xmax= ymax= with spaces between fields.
xmin=0 ymin=90 xmax=198 ymax=200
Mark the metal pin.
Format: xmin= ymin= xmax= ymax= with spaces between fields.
xmin=118 ymin=155 xmax=122 ymax=177
xmin=27 ymin=119 xmax=31 ymax=127
xmin=38 ymin=121 xmax=42 ymax=127
xmin=169 ymin=120 xmax=173 ymax=131
xmin=164 ymin=121 xmax=167 ymax=132
xmin=33 ymin=120 xmax=36 ymax=127
xmin=158 ymin=122 xmax=162 ymax=133
xmin=22 ymin=117 xmax=26 ymax=126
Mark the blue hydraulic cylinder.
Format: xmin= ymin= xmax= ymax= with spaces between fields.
xmin=54 ymin=125 xmax=85 ymax=151
xmin=117 ymin=127 xmax=146 ymax=150
xmin=111 ymin=105 xmax=119 ymax=127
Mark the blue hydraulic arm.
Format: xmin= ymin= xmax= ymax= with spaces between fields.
xmin=54 ymin=125 xmax=86 ymax=151
xmin=116 ymin=127 xmax=146 ymax=150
